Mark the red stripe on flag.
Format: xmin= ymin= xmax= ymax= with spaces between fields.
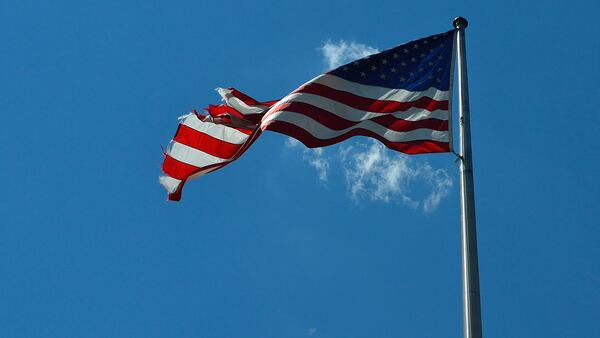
xmin=271 ymin=101 xmax=448 ymax=132
xmin=228 ymin=88 xmax=279 ymax=107
xmin=164 ymin=126 xmax=263 ymax=201
xmin=206 ymin=104 xmax=245 ymax=119
xmin=165 ymin=162 xmax=224 ymax=201
xmin=173 ymin=124 xmax=243 ymax=160
xmin=263 ymin=120 xmax=450 ymax=154
xmin=163 ymin=155 xmax=205 ymax=180
xmin=294 ymin=83 xmax=448 ymax=113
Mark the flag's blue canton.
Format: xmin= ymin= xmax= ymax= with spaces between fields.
xmin=329 ymin=30 xmax=454 ymax=92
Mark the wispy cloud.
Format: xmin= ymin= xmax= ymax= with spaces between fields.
xmin=287 ymin=139 xmax=452 ymax=212
xmin=285 ymin=138 xmax=330 ymax=184
xmin=320 ymin=40 xmax=379 ymax=69
xmin=420 ymin=162 xmax=453 ymax=213
xmin=340 ymin=142 xmax=419 ymax=208
xmin=282 ymin=39 xmax=453 ymax=212
xmin=341 ymin=141 xmax=452 ymax=212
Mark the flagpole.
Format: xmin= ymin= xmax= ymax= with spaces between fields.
xmin=453 ymin=17 xmax=483 ymax=338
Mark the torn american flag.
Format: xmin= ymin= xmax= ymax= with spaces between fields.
xmin=160 ymin=29 xmax=455 ymax=200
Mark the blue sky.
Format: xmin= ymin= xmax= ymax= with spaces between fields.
xmin=1 ymin=0 xmax=599 ymax=337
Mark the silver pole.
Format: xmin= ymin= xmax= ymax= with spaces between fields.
xmin=453 ymin=17 xmax=483 ymax=338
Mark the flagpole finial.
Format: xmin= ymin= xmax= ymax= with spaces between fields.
xmin=453 ymin=17 xmax=468 ymax=29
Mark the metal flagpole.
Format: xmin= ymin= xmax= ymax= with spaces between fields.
xmin=453 ymin=17 xmax=483 ymax=338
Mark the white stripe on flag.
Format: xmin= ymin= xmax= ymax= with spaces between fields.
xmin=272 ymin=92 xmax=449 ymax=122
xmin=310 ymin=74 xmax=450 ymax=102
xmin=179 ymin=113 xmax=250 ymax=144
xmin=217 ymin=88 xmax=269 ymax=116
xmin=262 ymin=111 xmax=449 ymax=143
xmin=166 ymin=141 xmax=228 ymax=167
xmin=159 ymin=175 xmax=181 ymax=194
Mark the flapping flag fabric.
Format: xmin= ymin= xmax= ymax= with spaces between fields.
xmin=261 ymin=30 xmax=455 ymax=154
xmin=160 ymin=89 xmax=276 ymax=201
xmin=160 ymin=29 xmax=455 ymax=200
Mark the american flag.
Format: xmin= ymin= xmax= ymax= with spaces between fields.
xmin=261 ymin=30 xmax=455 ymax=154
xmin=159 ymin=89 xmax=276 ymax=201
xmin=160 ymin=30 xmax=455 ymax=200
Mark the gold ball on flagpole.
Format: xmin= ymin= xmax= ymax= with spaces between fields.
xmin=453 ymin=17 xmax=469 ymax=29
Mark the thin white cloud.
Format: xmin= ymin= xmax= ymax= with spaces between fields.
xmin=320 ymin=40 xmax=379 ymax=69
xmin=340 ymin=140 xmax=452 ymax=212
xmin=281 ymin=39 xmax=452 ymax=212
xmin=341 ymin=141 xmax=419 ymax=208
xmin=287 ymin=139 xmax=452 ymax=212
xmin=285 ymin=138 xmax=330 ymax=184
xmin=421 ymin=163 xmax=453 ymax=213
xmin=308 ymin=327 xmax=317 ymax=336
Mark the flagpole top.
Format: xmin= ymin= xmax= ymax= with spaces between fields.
xmin=453 ymin=17 xmax=468 ymax=29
